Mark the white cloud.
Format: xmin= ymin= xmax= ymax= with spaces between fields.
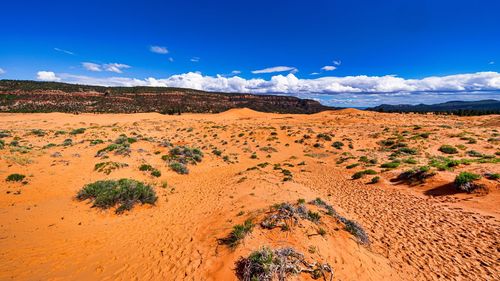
xmin=310 ymin=72 xmax=320 ymax=75
xmin=190 ymin=57 xmax=200 ymax=62
xmin=321 ymin=65 xmax=337 ymax=71
xmin=0 ymin=68 xmax=5 ymax=75
xmin=231 ymin=70 xmax=241 ymax=75
xmin=333 ymin=60 xmax=341 ymax=66
xmin=489 ymin=61 xmax=495 ymax=65
xmin=82 ymin=62 xmax=102 ymax=72
xmin=103 ymin=63 xmax=131 ymax=73
xmin=36 ymin=71 xmax=61 ymax=82
xmin=41 ymin=71 xmax=500 ymax=97
xmin=150 ymin=45 xmax=169 ymax=54
xmin=54 ymin=48 xmax=75 ymax=55
xmin=82 ymin=62 xmax=130 ymax=73
xmin=252 ymin=66 xmax=297 ymax=74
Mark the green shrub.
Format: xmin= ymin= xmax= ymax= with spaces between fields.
xmin=0 ymin=139 xmax=4 ymax=149
xmin=70 ymin=128 xmax=86 ymax=135
xmin=316 ymin=133 xmax=332 ymax=141
xmin=439 ymin=145 xmax=458 ymax=154
xmin=31 ymin=129 xmax=46 ymax=137
xmin=6 ymin=173 xmax=26 ymax=182
xmin=352 ymin=169 xmax=377 ymax=179
xmin=381 ymin=161 xmax=400 ymax=169
xmin=486 ymin=173 xmax=499 ymax=180
xmin=151 ymin=169 xmax=161 ymax=177
xmin=139 ymin=164 xmax=153 ymax=171
xmin=332 ymin=141 xmax=344 ymax=149
xmin=76 ymin=179 xmax=157 ymax=213
xmin=94 ymin=161 xmax=129 ymax=175
xmin=370 ymin=176 xmax=380 ymax=184
xmin=454 ymin=172 xmax=481 ymax=187
xmin=169 ymin=162 xmax=189 ymax=174
xmin=218 ymin=219 xmax=254 ymax=248
xmin=346 ymin=163 xmax=360 ymax=169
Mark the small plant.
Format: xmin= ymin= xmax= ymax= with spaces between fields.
xmin=352 ymin=169 xmax=377 ymax=179
xmin=370 ymin=176 xmax=380 ymax=184
xmin=76 ymin=179 xmax=157 ymax=213
xmin=316 ymin=133 xmax=332 ymax=141
xmin=307 ymin=211 xmax=321 ymax=223
xmin=62 ymin=138 xmax=73 ymax=146
xmin=381 ymin=161 xmax=400 ymax=169
xmin=70 ymin=128 xmax=86 ymax=135
xmin=454 ymin=172 xmax=482 ymax=193
xmin=235 ymin=247 xmax=332 ymax=281
xmin=151 ymin=169 xmax=161 ymax=177
xmin=31 ymin=129 xmax=46 ymax=137
xmin=6 ymin=173 xmax=26 ymax=182
xmin=139 ymin=164 xmax=153 ymax=171
xmin=218 ymin=219 xmax=254 ymax=248
xmin=94 ymin=161 xmax=129 ymax=175
xmin=395 ymin=166 xmax=435 ymax=185
xmin=332 ymin=141 xmax=344 ymax=149
xmin=439 ymin=145 xmax=458 ymax=154
xmin=486 ymin=173 xmax=499 ymax=180
xmin=169 ymin=162 xmax=189 ymax=174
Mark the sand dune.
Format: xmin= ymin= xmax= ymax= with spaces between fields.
xmin=0 ymin=111 xmax=498 ymax=280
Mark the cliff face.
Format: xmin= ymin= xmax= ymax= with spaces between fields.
xmin=0 ymin=80 xmax=331 ymax=114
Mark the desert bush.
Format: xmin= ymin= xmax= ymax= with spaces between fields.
xmin=139 ymin=164 xmax=153 ymax=171
xmin=352 ymin=169 xmax=377 ymax=179
xmin=429 ymin=156 xmax=462 ymax=171
xmin=6 ymin=173 xmax=26 ymax=182
xmin=466 ymin=150 xmax=484 ymax=157
xmin=150 ymin=169 xmax=161 ymax=177
xmin=454 ymin=172 xmax=482 ymax=193
xmin=381 ymin=161 xmax=400 ymax=169
xmin=332 ymin=141 xmax=344 ymax=149
xmin=70 ymin=128 xmax=86 ymax=135
xmin=90 ymin=139 xmax=104 ymax=146
xmin=370 ymin=176 xmax=380 ymax=184
xmin=218 ymin=219 xmax=254 ymax=248
xmin=439 ymin=145 xmax=458 ymax=154
xmin=94 ymin=161 xmax=129 ymax=175
xmin=346 ymin=163 xmax=360 ymax=169
xmin=169 ymin=162 xmax=189 ymax=174
xmin=395 ymin=166 xmax=435 ymax=185
xmin=343 ymin=219 xmax=370 ymax=245
xmin=485 ymin=173 xmax=499 ymax=180
xmin=0 ymin=139 xmax=4 ymax=149
xmin=316 ymin=133 xmax=332 ymax=141
xmin=62 ymin=139 xmax=73 ymax=146
xmin=235 ymin=247 xmax=332 ymax=281
xmin=31 ymin=129 xmax=46 ymax=137
xmin=76 ymin=179 xmax=157 ymax=213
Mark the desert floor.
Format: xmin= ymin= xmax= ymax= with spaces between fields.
xmin=0 ymin=109 xmax=499 ymax=280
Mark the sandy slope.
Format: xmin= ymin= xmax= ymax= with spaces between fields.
xmin=0 ymin=110 xmax=498 ymax=280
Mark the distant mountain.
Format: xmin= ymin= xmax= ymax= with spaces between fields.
xmin=0 ymin=80 xmax=333 ymax=114
xmin=368 ymin=99 xmax=500 ymax=115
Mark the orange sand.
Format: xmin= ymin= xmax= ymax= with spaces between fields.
xmin=0 ymin=110 xmax=498 ymax=280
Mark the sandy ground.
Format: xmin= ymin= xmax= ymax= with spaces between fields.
xmin=0 ymin=109 xmax=499 ymax=280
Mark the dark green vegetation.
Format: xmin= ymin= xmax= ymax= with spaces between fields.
xmin=218 ymin=219 xmax=254 ymax=249
xmin=454 ymin=172 xmax=483 ymax=193
xmin=76 ymin=179 xmax=157 ymax=213
xmin=0 ymin=80 xmax=332 ymax=114
xmin=6 ymin=173 xmax=26 ymax=182
xmin=439 ymin=145 xmax=458 ymax=154
xmin=139 ymin=164 xmax=161 ymax=177
xmin=162 ymin=146 xmax=203 ymax=174
xmin=369 ymin=99 xmax=500 ymax=115
xmin=94 ymin=161 xmax=129 ymax=175
xmin=352 ymin=169 xmax=377 ymax=179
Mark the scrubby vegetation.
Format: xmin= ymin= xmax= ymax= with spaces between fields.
xmin=235 ymin=247 xmax=333 ymax=281
xmin=395 ymin=166 xmax=435 ymax=185
xmin=94 ymin=161 xmax=129 ymax=175
xmin=218 ymin=219 xmax=254 ymax=249
xmin=454 ymin=172 xmax=483 ymax=193
xmin=76 ymin=179 xmax=157 ymax=213
xmin=162 ymin=146 xmax=203 ymax=174
xmin=6 ymin=173 xmax=26 ymax=182
xmin=352 ymin=169 xmax=377 ymax=179
xmin=439 ymin=145 xmax=458 ymax=154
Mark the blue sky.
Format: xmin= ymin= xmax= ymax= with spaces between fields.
xmin=1 ymin=0 xmax=500 ymax=107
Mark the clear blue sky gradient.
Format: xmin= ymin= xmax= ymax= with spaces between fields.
xmin=1 ymin=0 xmax=499 ymax=106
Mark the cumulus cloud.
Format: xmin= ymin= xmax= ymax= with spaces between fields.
xmin=103 ymin=63 xmax=131 ymax=73
xmin=252 ymin=66 xmax=297 ymax=74
xmin=150 ymin=45 xmax=168 ymax=54
xmin=190 ymin=57 xmax=200 ymax=62
xmin=47 ymin=71 xmax=500 ymax=95
xmin=82 ymin=62 xmax=102 ymax=72
xmin=37 ymin=71 xmax=61 ymax=82
xmin=82 ymin=62 xmax=130 ymax=73
xmin=0 ymin=68 xmax=5 ymax=75
xmin=54 ymin=48 xmax=75 ymax=55
xmin=231 ymin=70 xmax=241 ymax=75
xmin=321 ymin=65 xmax=337 ymax=71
